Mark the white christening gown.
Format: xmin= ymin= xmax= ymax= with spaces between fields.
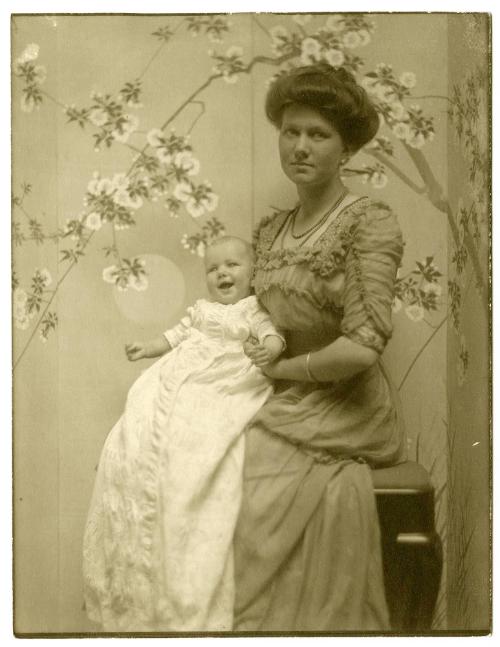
xmin=83 ymin=296 xmax=278 ymax=632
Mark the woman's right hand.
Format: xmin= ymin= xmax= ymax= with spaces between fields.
xmin=125 ymin=342 xmax=147 ymax=361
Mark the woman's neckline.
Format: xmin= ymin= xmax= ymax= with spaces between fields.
xmin=269 ymin=194 xmax=367 ymax=253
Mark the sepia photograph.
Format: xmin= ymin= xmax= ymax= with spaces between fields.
xmin=10 ymin=4 xmax=492 ymax=638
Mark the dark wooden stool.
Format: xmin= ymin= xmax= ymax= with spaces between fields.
xmin=372 ymin=461 xmax=443 ymax=632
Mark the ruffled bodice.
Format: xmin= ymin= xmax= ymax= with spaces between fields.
xmin=252 ymin=197 xmax=403 ymax=354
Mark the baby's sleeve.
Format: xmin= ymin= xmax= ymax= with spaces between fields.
xmin=340 ymin=202 xmax=403 ymax=353
xmin=249 ymin=301 xmax=286 ymax=348
xmin=163 ymin=306 xmax=194 ymax=348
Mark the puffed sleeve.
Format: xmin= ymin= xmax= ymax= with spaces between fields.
xmin=163 ymin=305 xmax=195 ymax=348
xmin=340 ymin=202 xmax=403 ymax=353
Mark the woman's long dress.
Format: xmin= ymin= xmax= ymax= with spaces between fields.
xmin=233 ymin=197 xmax=407 ymax=632
xmin=83 ymin=296 xmax=277 ymax=632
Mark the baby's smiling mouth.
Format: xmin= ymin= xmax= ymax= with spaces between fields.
xmin=218 ymin=280 xmax=234 ymax=290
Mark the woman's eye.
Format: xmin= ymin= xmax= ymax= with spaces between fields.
xmin=311 ymin=131 xmax=328 ymax=140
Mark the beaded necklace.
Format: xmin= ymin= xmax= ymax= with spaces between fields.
xmin=280 ymin=189 xmax=349 ymax=249
xmin=291 ymin=188 xmax=348 ymax=240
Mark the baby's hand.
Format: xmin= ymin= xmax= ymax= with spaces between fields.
xmin=244 ymin=336 xmax=283 ymax=368
xmin=125 ymin=342 xmax=147 ymax=361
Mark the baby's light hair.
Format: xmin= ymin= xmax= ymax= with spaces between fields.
xmin=205 ymin=235 xmax=254 ymax=262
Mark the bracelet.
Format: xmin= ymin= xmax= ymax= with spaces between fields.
xmin=305 ymin=351 xmax=320 ymax=383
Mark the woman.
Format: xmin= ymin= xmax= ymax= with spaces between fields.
xmin=234 ymin=63 xmax=406 ymax=631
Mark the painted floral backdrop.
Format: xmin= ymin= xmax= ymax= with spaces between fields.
xmin=11 ymin=13 xmax=489 ymax=632
xmin=445 ymin=14 xmax=490 ymax=631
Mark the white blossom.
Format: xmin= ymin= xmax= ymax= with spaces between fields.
xmin=186 ymin=198 xmax=205 ymax=218
xmin=97 ymin=177 xmax=114 ymax=195
xmin=19 ymin=43 xmax=40 ymax=63
xmin=147 ymin=128 xmax=164 ymax=148
xmin=156 ymin=148 xmax=173 ymax=165
xmin=13 ymin=288 xmax=28 ymax=305
xmin=38 ymin=268 xmax=53 ymax=286
xmin=112 ymin=114 xmax=139 ymax=143
xmin=196 ymin=242 xmax=206 ymax=258
xmin=343 ymin=31 xmax=362 ymax=48
xmin=33 ymin=65 xmax=47 ymax=84
xmin=87 ymin=173 xmax=101 ymax=195
xmin=405 ymin=303 xmax=425 ymax=322
xmin=407 ymin=132 xmax=426 ymax=149
xmin=111 ymin=173 xmax=130 ymax=191
xmin=375 ymin=84 xmax=396 ymax=103
xmin=89 ymin=108 xmax=108 ymax=127
xmin=85 ymin=212 xmax=103 ymax=231
xmin=173 ymin=181 xmax=193 ymax=203
xmin=15 ymin=314 xmax=30 ymax=330
xmin=117 ymin=279 xmax=130 ymax=292
xmin=174 ymin=151 xmax=200 ymax=176
xmin=392 ymin=122 xmax=412 ymax=141
xmin=388 ymin=102 xmax=408 ymax=122
xmin=358 ymin=29 xmax=371 ymax=46
xmin=399 ymin=71 xmax=417 ymax=89
xmin=422 ymin=282 xmax=442 ymax=297
xmin=126 ymin=193 xmax=143 ymax=210
xmin=324 ymin=49 xmax=345 ymax=67
xmin=300 ymin=37 xmax=322 ymax=64
xmin=370 ymin=171 xmax=388 ymax=189
xmin=102 ymin=265 xmax=118 ymax=284
xmin=13 ymin=301 xmax=27 ymax=321
xmin=130 ymin=274 xmax=149 ymax=291
xmin=113 ymin=189 xmax=131 ymax=208
xmin=201 ymin=191 xmax=219 ymax=212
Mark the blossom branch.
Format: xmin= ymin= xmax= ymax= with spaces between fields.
xmin=251 ymin=15 xmax=273 ymax=39
xmin=14 ymin=231 xmax=96 ymax=369
xmin=398 ymin=314 xmax=447 ymax=391
xmin=365 ymin=149 xmax=426 ymax=194
xmin=187 ymin=100 xmax=206 ymax=134
xmin=405 ymin=145 xmax=487 ymax=300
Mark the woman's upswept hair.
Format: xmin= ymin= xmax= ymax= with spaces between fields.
xmin=265 ymin=63 xmax=380 ymax=152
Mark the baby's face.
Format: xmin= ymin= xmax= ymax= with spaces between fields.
xmin=204 ymin=240 xmax=253 ymax=305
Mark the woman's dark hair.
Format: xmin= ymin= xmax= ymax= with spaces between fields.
xmin=265 ymin=63 xmax=379 ymax=152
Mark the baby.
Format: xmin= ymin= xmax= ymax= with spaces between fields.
xmin=83 ymin=236 xmax=284 ymax=632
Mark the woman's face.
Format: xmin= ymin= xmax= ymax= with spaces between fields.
xmin=278 ymin=103 xmax=346 ymax=189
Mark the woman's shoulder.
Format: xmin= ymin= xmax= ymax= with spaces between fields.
xmin=341 ymin=196 xmax=403 ymax=242
xmin=252 ymin=208 xmax=290 ymax=252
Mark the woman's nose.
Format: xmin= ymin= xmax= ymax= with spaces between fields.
xmin=294 ymin=134 xmax=309 ymax=158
